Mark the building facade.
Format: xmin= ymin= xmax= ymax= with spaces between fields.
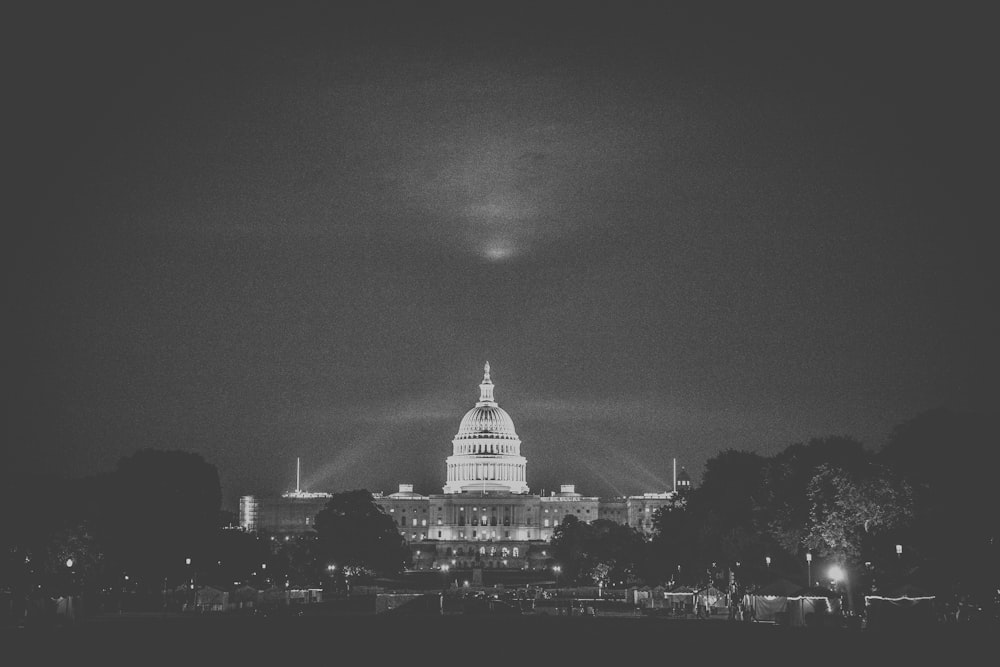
xmin=240 ymin=364 xmax=693 ymax=570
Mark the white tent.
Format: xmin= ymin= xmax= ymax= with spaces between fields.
xmin=864 ymin=584 xmax=936 ymax=630
xmin=663 ymin=585 xmax=697 ymax=614
xmin=695 ymin=586 xmax=729 ymax=615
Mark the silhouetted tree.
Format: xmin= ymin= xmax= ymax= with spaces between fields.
xmin=551 ymin=516 xmax=646 ymax=586
xmin=650 ymin=490 xmax=699 ymax=585
xmin=201 ymin=528 xmax=271 ymax=588
xmin=878 ymin=408 xmax=995 ymax=596
xmin=688 ymin=450 xmax=776 ymax=576
xmin=272 ymin=533 xmax=324 ymax=587
xmin=550 ymin=515 xmax=590 ymax=583
xmin=98 ymin=449 xmax=221 ymax=594
xmin=313 ymin=490 xmax=409 ymax=580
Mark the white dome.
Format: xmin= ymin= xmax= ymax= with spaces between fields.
xmin=455 ymin=405 xmax=518 ymax=439
xmin=443 ymin=362 xmax=528 ymax=495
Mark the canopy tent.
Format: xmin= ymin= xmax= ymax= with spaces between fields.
xmin=663 ymin=585 xmax=697 ymax=614
xmin=695 ymin=586 xmax=729 ymax=614
xmin=786 ymin=588 xmax=841 ymax=627
xmin=230 ymin=585 xmax=259 ymax=609
xmin=744 ymin=580 xmax=841 ymax=626
xmin=663 ymin=585 xmax=696 ymax=598
xmin=864 ymin=583 xmax=937 ymax=630
xmin=755 ymin=578 xmax=802 ymax=596
xmin=193 ymin=585 xmax=229 ymax=612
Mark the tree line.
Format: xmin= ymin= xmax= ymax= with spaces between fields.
xmin=549 ymin=408 xmax=996 ymax=610
xmin=1 ymin=408 xmax=993 ymax=616
xmin=0 ymin=449 xmax=408 ymax=617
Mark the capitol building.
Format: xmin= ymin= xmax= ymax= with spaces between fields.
xmin=240 ymin=363 xmax=691 ymax=571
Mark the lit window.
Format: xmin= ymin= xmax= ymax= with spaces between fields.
xmin=421 ymin=519 xmax=426 ymax=526
xmin=390 ymin=509 xmax=395 ymax=513
xmin=544 ymin=519 xmax=550 ymax=527
xmin=512 ymin=548 xmax=519 ymax=557
xmin=437 ymin=518 xmax=442 ymax=525
xmin=412 ymin=518 xmax=417 ymax=526
xmin=411 ymin=533 xmax=416 ymax=539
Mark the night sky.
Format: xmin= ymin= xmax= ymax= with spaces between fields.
xmin=6 ymin=2 xmax=994 ymax=510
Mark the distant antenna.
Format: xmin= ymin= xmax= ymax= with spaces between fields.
xmin=296 ymin=457 xmax=301 ymax=494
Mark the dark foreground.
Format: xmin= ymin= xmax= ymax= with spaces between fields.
xmin=3 ymin=613 xmax=995 ymax=666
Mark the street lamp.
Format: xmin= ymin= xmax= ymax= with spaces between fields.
xmin=827 ymin=564 xmax=853 ymax=614
xmin=806 ymin=553 xmax=812 ymax=587
xmin=185 ymin=558 xmax=196 ymax=612
xmin=765 ymin=556 xmax=771 ymax=569
xmin=895 ymin=544 xmax=903 ymax=559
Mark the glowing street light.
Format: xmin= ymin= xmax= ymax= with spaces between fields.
xmin=806 ymin=553 xmax=812 ymax=587
xmin=828 ymin=564 xmax=844 ymax=584
xmin=184 ymin=558 xmax=196 ymax=612
xmin=65 ymin=558 xmax=74 ymax=569
xmin=895 ymin=544 xmax=903 ymax=559
xmin=440 ymin=563 xmax=451 ymax=591
xmin=765 ymin=556 xmax=771 ymax=568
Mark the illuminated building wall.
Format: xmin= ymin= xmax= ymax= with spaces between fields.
xmin=239 ymin=364 xmax=692 ymax=570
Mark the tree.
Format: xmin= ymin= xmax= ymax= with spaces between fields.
xmin=550 ymin=515 xmax=590 ymax=584
xmin=687 ymin=450 xmax=776 ymax=577
xmin=804 ymin=463 xmax=914 ymax=562
xmin=762 ymin=437 xmax=869 ymax=556
xmin=313 ymin=490 xmax=409 ymax=581
xmin=877 ymin=408 xmax=995 ymax=595
xmin=551 ymin=516 xmax=647 ymax=587
xmin=650 ymin=491 xmax=699 ymax=585
xmin=804 ymin=462 xmax=914 ymax=611
xmin=201 ymin=528 xmax=271 ymax=588
xmin=272 ymin=533 xmax=324 ymax=587
xmin=97 ymin=449 xmax=222 ymax=594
